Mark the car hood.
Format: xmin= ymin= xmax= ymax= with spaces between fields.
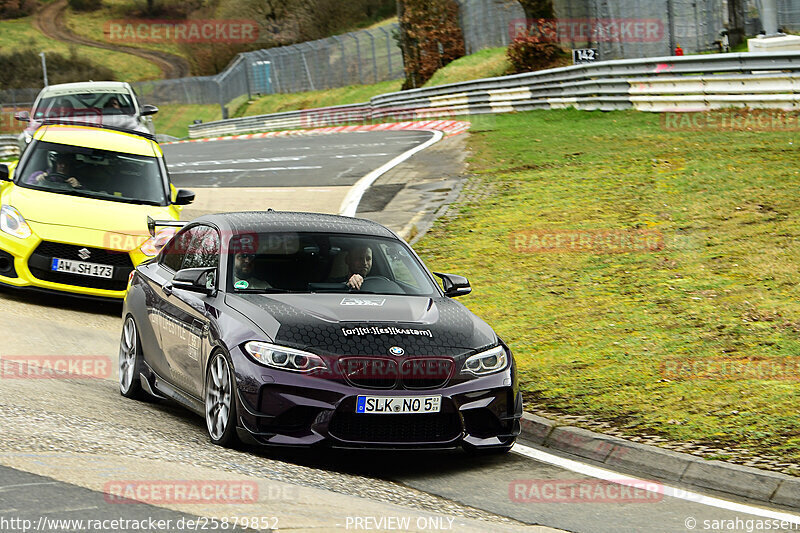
xmin=227 ymin=293 xmax=498 ymax=356
xmin=4 ymin=185 xmax=174 ymax=241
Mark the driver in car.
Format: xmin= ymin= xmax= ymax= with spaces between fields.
xmin=330 ymin=245 xmax=372 ymax=290
xmin=27 ymin=153 xmax=81 ymax=189
xmin=233 ymin=253 xmax=271 ymax=290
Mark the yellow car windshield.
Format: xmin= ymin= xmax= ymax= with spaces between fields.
xmin=17 ymin=141 xmax=167 ymax=206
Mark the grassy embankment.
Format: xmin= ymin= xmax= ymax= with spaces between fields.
xmin=0 ymin=16 xmax=160 ymax=82
xmin=153 ymin=47 xmax=509 ymax=138
xmin=412 ymin=109 xmax=800 ymax=469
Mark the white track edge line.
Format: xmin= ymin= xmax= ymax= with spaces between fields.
xmin=512 ymin=443 xmax=800 ymax=522
xmin=338 ymin=130 xmax=444 ymax=218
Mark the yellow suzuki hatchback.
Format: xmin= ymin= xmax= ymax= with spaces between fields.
xmin=0 ymin=122 xmax=193 ymax=299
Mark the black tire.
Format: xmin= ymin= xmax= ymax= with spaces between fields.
xmin=205 ymin=351 xmax=240 ymax=448
xmin=119 ymin=315 xmax=145 ymax=400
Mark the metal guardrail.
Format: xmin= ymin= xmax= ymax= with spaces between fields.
xmin=189 ymin=102 xmax=370 ymax=138
xmin=0 ymin=135 xmax=19 ymax=159
xmin=188 ymin=52 xmax=800 ymax=139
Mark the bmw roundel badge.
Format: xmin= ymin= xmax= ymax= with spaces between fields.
xmin=389 ymin=346 xmax=405 ymax=356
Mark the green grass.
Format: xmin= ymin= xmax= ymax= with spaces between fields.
xmin=152 ymin=104 xmax=222 ymax=139
xmin=236 ymin=46 xmax=512 ymax=117
xmin=413 ymin=109 xmax=800 ymax=465
xmin=237 ymin=80 xmax=403 ymax=117
xmin=64 ymin=0 xmax=186 ymax=59
xmin=0 ymin=16 xmax=160 ymax=81
xmin=423 ymin=47 xmax=510 ymax=87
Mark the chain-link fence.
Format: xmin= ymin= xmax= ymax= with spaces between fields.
xmin=456 ymin=0 xmax=729 ymax=59
xmin=0 ymin=89 xmax=39 ymax=135
xmin=746 ymin=0 xmax=800 ymax=33
xmin=129 ymin=23 xmax=404 ymax=114
xmin=245 ymin=25 xmax=404 ymax=94
xmin=777 ymin=0 xmax=800 ymax=29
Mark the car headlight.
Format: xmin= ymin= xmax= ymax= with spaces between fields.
xmin=244 ymin=341 xmax=327 ymax=373
xmin=0 ymin=205 xmax=32 ymax=239
xmin=140 ymin=227 xmax=177 ymax=257
xmin=462 ymin=345 xmax=508 ymax=376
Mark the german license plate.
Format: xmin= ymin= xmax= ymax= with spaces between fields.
xmin=51 ymin=258 xmax=113 ymax=279
xmin=356 ymin=395 xmax=441 ymax=414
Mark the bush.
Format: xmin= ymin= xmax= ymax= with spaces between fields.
xmin=507 ymin=34 xmax=563 ymax=74
xmin=68 ymin=0 xmax=102 ymax=11
xmin=397 ymin=0 xmax=465 ymax=90
xmin=0 ymin=49 xmax=116 ymax=90
xmin=0 ymin=0 xmax=35 ymax=19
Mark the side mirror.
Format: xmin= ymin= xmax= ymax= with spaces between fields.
xmin=14 ymin=111 xmax=30 ymax=122
xmin=433 ymin=272 xmax=471 ymax=297
xmin=174 ymin=189 xmax=195 ymax=205
xmin=0 ymin=164 xmax=9 ymax=182
xmin=173 ymin=267 xmax=216 ymax=296
xmin=140 ymin=104 xmax=159 ymax=116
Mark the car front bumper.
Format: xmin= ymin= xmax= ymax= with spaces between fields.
xmin=0 ymin=232 xmax=140 ymax=299
xmin=231 ymin=347 xmax=522 ymax=450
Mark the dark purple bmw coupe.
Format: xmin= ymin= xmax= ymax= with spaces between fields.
xmin=120 ymin=211 xmax=522 ymax=452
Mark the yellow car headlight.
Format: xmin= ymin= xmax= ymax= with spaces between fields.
xmin=0 ymin=205 xmax=32 ymax=239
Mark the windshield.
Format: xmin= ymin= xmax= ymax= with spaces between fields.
xmin=33 ymin=92 xmax=136 ymax=119
xmin=228 ymin=232 xmax=440 ymax=297
xmin=16 ymin=140 xmax=167 ymax=205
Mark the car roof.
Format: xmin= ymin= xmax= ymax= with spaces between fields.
xmin=34 ymin=124 xmax=160 ymax=157
xmin=193 ymin=211 xmax=397 ymax=239
xmin=37 ymin=81 xmax=131 ymax=97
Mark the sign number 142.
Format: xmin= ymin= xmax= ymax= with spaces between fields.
xmin=573 ymin=48 xmax=598 ymax=64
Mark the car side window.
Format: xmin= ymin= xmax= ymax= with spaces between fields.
xmin=160 ymin=228 xmax=194 ymax=272
xmin=182 ymin=226 xmax=220 ymax=270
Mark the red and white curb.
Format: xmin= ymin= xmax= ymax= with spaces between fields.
xmin=163 ymin=120 xmax=471 ymax=145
